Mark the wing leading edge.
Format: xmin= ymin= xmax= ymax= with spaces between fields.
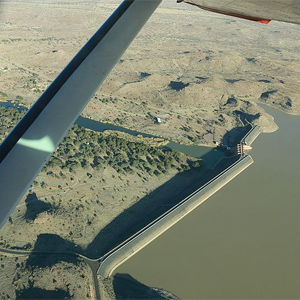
xmin=0 ymin=0 xmax=161 ymax=230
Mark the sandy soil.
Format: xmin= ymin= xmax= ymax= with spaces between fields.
xmin=0 ymin=0 xmax=300 ymax=298
xmin=0 ymin=254 xmax=94 ymax=299
xmin=1 ymin=0 xmax=299 ymax=145
xmin=0 ymin=162 xmax=182 ymax=251
xmin=0 ymin=101 xmax=205 ymax=298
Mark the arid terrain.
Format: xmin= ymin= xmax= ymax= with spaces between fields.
xmin=0 ymin=105 xmax=204 ymax=299
xmin=1 ymin=0 xmax=300 ymax=299
xmin=2 ymin=0 xmax=300 ymax=145
xmin=0 ymin=254 xmax=94 ymax=300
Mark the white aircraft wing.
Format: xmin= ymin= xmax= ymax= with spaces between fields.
xmin=0 ymin=0 xmax=161 ymax=229
xmin=180 ymin=0 xmax=300 ymax=24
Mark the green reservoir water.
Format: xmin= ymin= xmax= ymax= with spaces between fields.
xmin=76 ymin=116 xmax=225 ymax=169
xmin=116 ymin=105 xmax=300 ymax=299
xmin=0 ymin=101 xmax=225 ymax=168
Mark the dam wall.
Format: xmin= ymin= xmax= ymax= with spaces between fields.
xmin=243 ymin=125 xmax=261 ymax=146
xmin=98 ymin=155 xmax=254 ymax=278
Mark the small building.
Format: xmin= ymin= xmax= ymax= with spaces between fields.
xmin=154 ymin=117 xmax=162 ymax=124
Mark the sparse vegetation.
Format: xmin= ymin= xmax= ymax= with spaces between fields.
xmin=0 ymin=106 xmax=201 ymax=181
xmin=0 ymin=104 xmax=203 ymax=252
xmin=1 ymin=0 xmax=297 ymax=297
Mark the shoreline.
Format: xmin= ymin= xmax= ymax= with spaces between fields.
xmin=97 ymin=125 xmax=260 ymax=278
xmin=0 ymin=97 xmax=280 ymax=149
xmin=98 ymin=154 xmax=253 ymax=278
xmin=79 ymin=113 xmax=217 ymax=148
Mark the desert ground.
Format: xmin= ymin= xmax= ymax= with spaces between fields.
xmin=0 ymin=104 xmax=204 ymax=299
xmin=0 ymin=253 xmax=94 ymax=300
xmin=2 ymin=0 xmax=300 ymax=145
xmin=1 ymin=0 xmax=300 ymax=299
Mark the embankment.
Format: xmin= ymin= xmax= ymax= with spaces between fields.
xmin=243 ymin=125 xmax=261 ymax=146
xmin=98 ymin=154 xmax=253 ymax=278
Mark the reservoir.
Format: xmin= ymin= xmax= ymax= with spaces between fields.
xmin=0 ymin=101 xmax=225 ymax=168
xmin=116 ymin=105 xmax=300 ymax=299
xmin=76 ymin=116 xmax=225 ymax=169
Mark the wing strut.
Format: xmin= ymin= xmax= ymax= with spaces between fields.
xmin=0 ymin=0 xmax=161 ymax=229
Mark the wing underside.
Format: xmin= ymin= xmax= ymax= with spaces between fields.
xmin=180 ymin=0 xmax=300 ymax=24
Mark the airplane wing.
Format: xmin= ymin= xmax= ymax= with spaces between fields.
xmin=179 ymin=0 xmax=300 ymax=24
xmin=0 ymin=0 xmax=161 ymax=229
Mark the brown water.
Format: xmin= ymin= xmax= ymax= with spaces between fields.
xmin=116 ymin=105 xmax=300 ymax=299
